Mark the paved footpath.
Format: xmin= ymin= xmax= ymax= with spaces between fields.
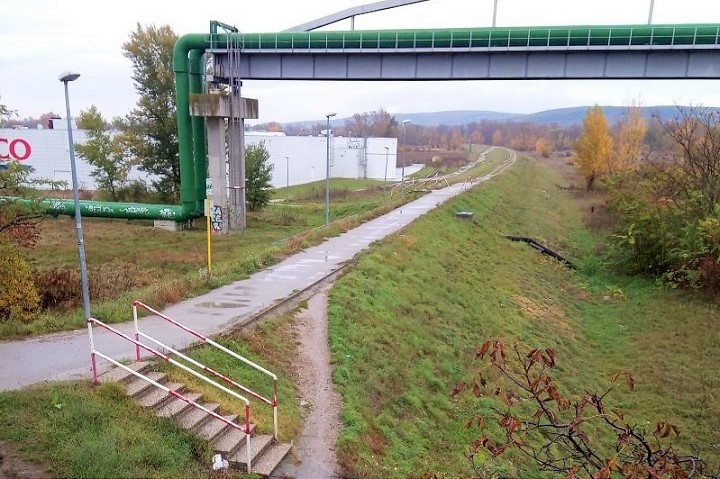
xmin=0 ymin=178 xmax=488 ymax=391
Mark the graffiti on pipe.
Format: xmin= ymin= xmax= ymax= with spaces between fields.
xmin=48 ymin=200 xmax=65 ymax=211
xmin=159 ymin=208 xmax=176 ymax=219
xmin=86 ymin=204 xmax=114 ymax=214
xmin=120 ymin=206 xmax=150 ymax=215
xmin=210 ymin=205 xmax=224 ymax=232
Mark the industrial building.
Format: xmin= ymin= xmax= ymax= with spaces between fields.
xmin=0 ymin=127 xmax=398 ymax=190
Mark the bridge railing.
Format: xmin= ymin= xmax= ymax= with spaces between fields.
xmin=233 ymin=25 xmax=720 ymax=52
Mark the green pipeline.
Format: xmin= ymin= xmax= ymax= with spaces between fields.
xmin=38 ymin=198 xmax=196 ymax=221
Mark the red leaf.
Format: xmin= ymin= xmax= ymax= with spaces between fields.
xmin=451 ymin=381 xmax=466 ymax=398
xmin=472 ymin=379 xmax=482 ymax=398
xmin=476 ymin=341 xmax=492 ymax=359
xmin=544 ymin=348 xmax=556 ymax=367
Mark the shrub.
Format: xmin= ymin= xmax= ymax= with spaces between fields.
xmin=0 ymin=239 xmax=40 ymax=322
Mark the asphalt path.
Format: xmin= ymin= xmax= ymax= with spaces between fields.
xmin=0 ymin=148 xmax=515 ymax=391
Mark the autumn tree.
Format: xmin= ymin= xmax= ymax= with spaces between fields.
xmin=471 ymin=129 xmax=485 ymax=147
xmin=657 ymin=106 xmax=720 ymax=216
xmin=75 ymin=105 xmax=136 ymax=201
xmin=122 ymin=24 xmax=179 ymax=201
xmin=39 ymin=111 xmax=62 ymax=129
xmin=245 ymin=141 xmax=274 ymax=211
xmin=575 ymin=105 xmax=614 ymax=190
xmin=457 ymin=341 xmax=717 ymax=479
xmin=534 ymin=137 xmax=552 ymax=158
xmin=615 ymin=103 xmax=647 ymax=171
xmin=343 ymin=108 xmax=398 ymax=138
xmin=492 ymin=129 xmax=503 ymax=146
xmin=0 ymin=163 xmax=44 ymax=322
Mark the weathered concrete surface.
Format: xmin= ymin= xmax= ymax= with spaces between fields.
xmin=0 ymin=151 xmax=512 ymax=391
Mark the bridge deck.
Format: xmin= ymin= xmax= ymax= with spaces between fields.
xmin=206 ymin=24 xmax=720 ymax=81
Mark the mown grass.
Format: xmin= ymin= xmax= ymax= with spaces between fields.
xmin=326 ymin=154 xmax=720 ymax=478
xmin=3 ymin=179 xmax=419 ymax=339
xmin=0 ymin=382 xmax=212 ymax=478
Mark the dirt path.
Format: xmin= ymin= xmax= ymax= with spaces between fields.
xmin=275 ymin=285 xmax=343 ymax=478
xmin=0 ymin=441 xmax=52 ymax=479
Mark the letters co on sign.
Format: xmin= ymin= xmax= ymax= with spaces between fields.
xmin=0 ymin=138 xmax=32 ymax=161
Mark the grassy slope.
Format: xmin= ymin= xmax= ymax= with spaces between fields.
xmin=327 ymin=155 xmax=720 ymax=478
xmin=0 ymin=382 xmax=211 ymax=478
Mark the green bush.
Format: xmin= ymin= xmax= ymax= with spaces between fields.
xmin=0 ymin=239 xmax=40 ymax=322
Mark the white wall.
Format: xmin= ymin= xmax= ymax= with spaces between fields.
xmin=0 ymin=128 xmax=148 ymax=190
xmin=246 ymin=134 xmax=398 ymax=188
xmin=1 ymin=128 xmax=398 ymax=191
xmin=1 ymin=128 xmax=95 ymax=189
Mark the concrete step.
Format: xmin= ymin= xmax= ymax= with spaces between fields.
xmin=194 ymin=414 xmax=237 ymax=442
xmin=98 ymin=361 xmax=149 ymax=383
xmin=177 ymin=403 xmax=220 ymax=430
xmin=125 ymin=372 xmax=166 ymax=398
xmin=229 ymin=434 xmax=273 ymax=472
xmin=251 ymin=443 xmax=292 ymax=477
xmin=155 ymin=392 xmax=202 ymax=418
xmin=135 ymin=382 xmax=183 ymax=409
xmin=211 ymin=423 xmax=256 ymax=459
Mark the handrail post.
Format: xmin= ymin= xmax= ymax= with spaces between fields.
xmin=133 ymin=302 xmax=141 ymax=361
xmin=273 ymin=379 xmax=279 ymax=441
xmin=245 ymin=404 xmax=252 ymax=472
xmin=87 ymin=318 xmax=98 ymax=385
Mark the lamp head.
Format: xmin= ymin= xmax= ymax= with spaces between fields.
xmin=59 ymin=71 xmax=81 ymax=83
xmin=326 ymin=112 xmax=337 ymax=118
xmin=403 ymin=119 xmax=411 ymax=125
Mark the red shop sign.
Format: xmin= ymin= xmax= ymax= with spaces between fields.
xmin=0 ymin=138 xmax=32 ymax=161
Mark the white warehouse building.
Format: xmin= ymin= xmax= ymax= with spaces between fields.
xmin=0 ymin=127 xmax=398 ymax=190
xmin=246 ymin=133 xmax=398 ymax=188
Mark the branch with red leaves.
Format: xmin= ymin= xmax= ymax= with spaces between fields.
xmin=452 ymin=341 xmax=717 ymax=479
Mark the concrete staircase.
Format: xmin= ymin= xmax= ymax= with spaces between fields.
xmin=99 ymin=361 xmax=291 ymax=477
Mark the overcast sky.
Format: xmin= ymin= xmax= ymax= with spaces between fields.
xmin=2 ymin=0 xmax=720 ymax=124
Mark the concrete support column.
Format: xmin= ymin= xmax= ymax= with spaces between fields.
xmin=207 ymin=117 xmax=229 ymax=235
xmin=228 ymin=114 xmax=246 ymax=231
xmin=189 ymin=92 xmax=258 ymax=235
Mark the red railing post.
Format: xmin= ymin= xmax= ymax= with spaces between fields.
xmin=132 ymin=302 xmax=141 ymax=361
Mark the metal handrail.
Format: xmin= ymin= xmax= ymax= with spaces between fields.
xmin=87 ymin=317 xmax=254 ymax=472
xmin=132 ymin=300 xmax=279 ymax=440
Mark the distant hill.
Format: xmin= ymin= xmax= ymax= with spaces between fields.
xmin=520 ymin=105 xmax=684 ymax=126
xmin=279 ymin=105 xmax=709 ymax=130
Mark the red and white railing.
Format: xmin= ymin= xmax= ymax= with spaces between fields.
xmin=131 ymin=300 xmax=279 ymax=441
xmin=86 ymin=301 xmax=280 ymax=474
xmin=87 ymin=317 xmax=255 ymax=471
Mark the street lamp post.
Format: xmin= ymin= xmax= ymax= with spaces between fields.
xmin=384 ymin=146 xmax=389 ymax=183
xmin=59 ymin=71 xmax=91 ymax=323
xmin=285 ymin=156 xmax=290 ymax=188
xmin=402 ymin=119 xmax=411 ymax=196
xmin=60 ymin=71 xmax=95 ymax=380
xmin=325 ymin=112 xmax=336 ymax=226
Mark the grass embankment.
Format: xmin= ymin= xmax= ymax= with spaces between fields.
xmin=326 ymin=154 xmax=720 ymax=477
xmin=0 ymin=382 xmax=211 ymax=478
xmin=3 ymin=179 xmax=418 ymax=339
xmin=0 ymin=314 xmax=299 ymax=478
